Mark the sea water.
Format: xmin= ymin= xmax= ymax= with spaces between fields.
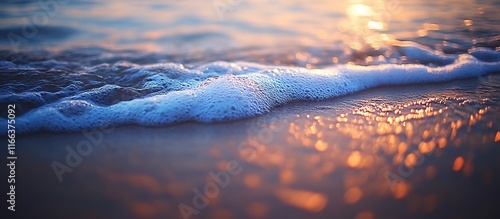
xmin=0 ymin=0 xmax=499 ymax=133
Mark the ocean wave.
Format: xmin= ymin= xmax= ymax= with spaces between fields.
xmin=1 ymin=43 xmax=500 ymax=134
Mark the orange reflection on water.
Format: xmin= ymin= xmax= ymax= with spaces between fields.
xmin=235 ymin=94 xmax=498 ymax=216
xmin=247 ymin=202 xmax=269 ymax=218
xmin=85 ymin=93 xmax=498 ymax=219
xmin=354 ymin=211 xmax=375 ymax=219
xmin=244 ymin=173 xmax=261 ymax=189
xmin=393 ymin=182 xmax=410 ymax=199
xmin=347 ymin=151 xmax=362 ymax=168
xmin=275 ymin=188 xmax=328 ymax=212
xmin=453 ymin=156 xmax=465 ymax=171
xmin=344 ymin=187 xmax=363 ymax=204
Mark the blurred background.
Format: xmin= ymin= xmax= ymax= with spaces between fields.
xmin=0 ymin=0 xmax=499 ymax=57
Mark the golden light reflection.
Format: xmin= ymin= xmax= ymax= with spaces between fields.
xmin=423 ymin=23 xmax=440 ymax=31
xmin=348 ymin=4 xmax=373 ymax=17
xmin=91 ymin=93 xmax=500 ymax=218
xmin=418 ymin=141 xmax=435 ymax=154
xmin=438 ymin=137 xmax=447 ymax=148
xmin=354 ymin=211 xmax=374 ymax=219
xmin=244 ymin=173 xmax=261 ymax=189
xmin=341 ymin=1 xmax=397 ymax=51
xmin=404 ymin=153 xmax=419 ymax=168
xmin=315 ymin=140 xmax=329 ymax=152
xmin=347 ymin=151 xmax=362 ymax=168
xmin=453 ymin=156 xmax=464 ymax=171
xmin=464 ymin=19 xmax=473 ymax=26
xmin=280 ymin=169 xmax=295 ymax=184
xmin=344 ymin=187 xmax=363 ymax=204
xmin=247 ymin=202 xmax=269 ymax=218
xmin=368 ymin=21 xmax=384 ymax=30
xmin=83 ymin=91 xmax=500 ymax=219
xmin=393 ymin=182 xmax=410 ymax=199
xmin=418 ymin=23 xmax=441 ymax=37
xmin=232 ymin=95 xmax=497 ymax=216
xmin=275 ymin=188 xmax=328 ymax=212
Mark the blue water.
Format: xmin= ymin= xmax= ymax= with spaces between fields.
xmin=1 ymin=0 xmax=500 ymax=133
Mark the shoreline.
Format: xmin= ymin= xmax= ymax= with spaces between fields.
xmin=10 ymin=70 xmax=500 ymax=137
xmin=8 ymin=74 xmax=500 ymax=218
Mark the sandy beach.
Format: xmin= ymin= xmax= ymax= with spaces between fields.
xmin=9 ymin=74 xmax=500 ymax=219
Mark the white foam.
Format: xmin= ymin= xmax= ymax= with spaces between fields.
xmin=3 ymin=51 xmax=500 ymax=134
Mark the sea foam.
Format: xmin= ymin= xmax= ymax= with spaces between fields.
xmin=1 ymin=45 xmax=500 ymax=134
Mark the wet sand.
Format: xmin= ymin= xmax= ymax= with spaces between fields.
xmin=9 ymin=74 xmax=500 ymax=219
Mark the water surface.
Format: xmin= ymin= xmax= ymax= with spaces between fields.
xmin=1 ymin=0 xmax=500 ymax=219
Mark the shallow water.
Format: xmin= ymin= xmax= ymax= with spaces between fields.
xmin=1 ymin=0 xmax=500 ymax=218
xmin=12 ymin=74 xmax=500 ymax=219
